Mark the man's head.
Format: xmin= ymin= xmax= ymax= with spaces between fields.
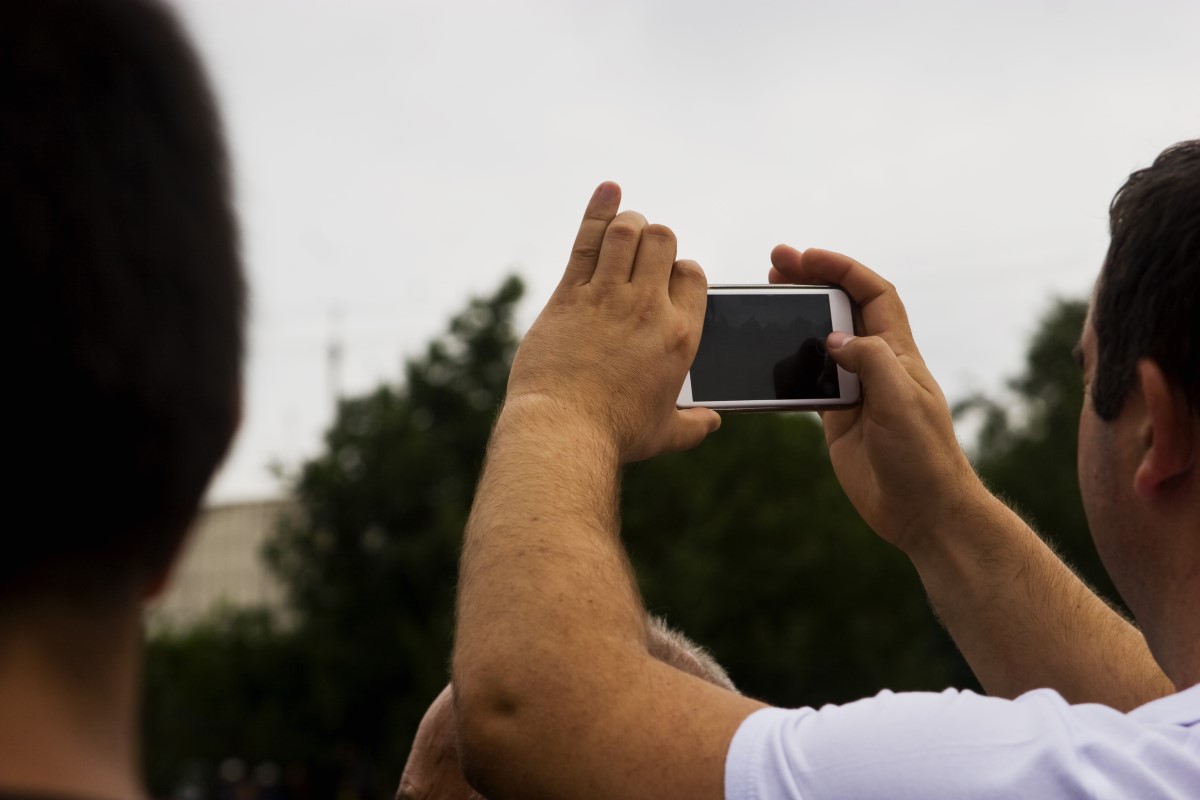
xmin=1 ymin=0 xmax=243 ymax=607
xmin=397 ymin=616 xmax=736 ymax=800
xmin=1078 ymin=139 xmax=1200 ymax=679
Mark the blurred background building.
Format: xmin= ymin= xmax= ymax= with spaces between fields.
xmin=146 ymin=498 xmax=295 ymax=631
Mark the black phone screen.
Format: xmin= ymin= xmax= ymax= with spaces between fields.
xmin=689 ymin=293 xmax=838 ymax=401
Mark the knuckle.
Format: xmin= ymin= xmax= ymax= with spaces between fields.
xmin=863 ymin=335 xmax=892 ymax=355
xmin=631 ymin=291 xmax=660 ymax=322
xmin=667 ymin=318 xmax=695 ymax=351
xmin=571 ymin=243 xmax=602 ymax=261
xmin=674 ymin=259 xmax=706 ymax=283
xmin=606 ymin=221 xmax=641 ymax=244
xmin=644 ymin=223 xmax=676 ymax=242
xmin=881 ymin=280 xmax=910 ymax=322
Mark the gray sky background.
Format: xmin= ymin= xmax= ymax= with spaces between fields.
xmin=173 ymin=0 xmax=1200 ymax=503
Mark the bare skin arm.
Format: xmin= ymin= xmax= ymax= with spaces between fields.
xmin=453 ymin=183 xmax=763 ymax=800
xmin=769 ymin=245 xmax=1174 ymax=709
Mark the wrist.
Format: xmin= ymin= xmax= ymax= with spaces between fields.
xmin=493 ymin=393 xmax=621 ymax=466
xmin=903 ymin=478 xmax=1012 ymax=568
xmin=479 ymin=393 xmax=623 ymax=536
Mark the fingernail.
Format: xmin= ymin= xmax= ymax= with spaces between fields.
xmin=827 ymin=332 xmax=855 ymax=350
xmin=595 ymin=181 xmax=618 ymax=202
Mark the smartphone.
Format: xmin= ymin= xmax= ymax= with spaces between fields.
xmin=677 ymin=285 xmax=861 ymax=411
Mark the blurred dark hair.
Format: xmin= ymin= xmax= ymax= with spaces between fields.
xmin=1092 ymin=140 xmax=1200 ymax=420
xmin=0 ymin=0 xmax=244 ymax=600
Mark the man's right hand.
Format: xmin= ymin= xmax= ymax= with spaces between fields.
xmin=768 ymin=245 xmax=985 ymax=555
xmin=771 ymin=245 xmax=1174 ymax=708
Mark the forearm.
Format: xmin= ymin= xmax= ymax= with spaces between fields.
xmin=453 ymin=400 xmax=649 ymax=790
xmin=909 ymin=487 xmax=1173 ymax=709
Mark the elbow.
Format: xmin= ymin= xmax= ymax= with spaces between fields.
xmin=452 ymin=664 xmax=528 ymax=797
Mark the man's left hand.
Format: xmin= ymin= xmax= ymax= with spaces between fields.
xmin=504 ymin=181 xmax=721 ymax=463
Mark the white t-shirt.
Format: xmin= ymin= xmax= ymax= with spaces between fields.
xmin=725 ymin=684 xmax=1200 ymax=799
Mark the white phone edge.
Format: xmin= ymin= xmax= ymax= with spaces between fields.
xmin=677 ymin=284 xmax=861 ymax=411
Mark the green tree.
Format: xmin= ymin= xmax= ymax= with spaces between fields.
xmin=265 ymin=275 xmax=525 ymax=777
xmin=623 ymin=412 xmax=970 ymax=706
xmin=143 ymin=277 xmax=526 ymax=797
xmin=143 ymin=609 xmax=317 ymax=794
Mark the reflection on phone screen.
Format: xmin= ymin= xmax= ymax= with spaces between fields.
xmin=690 ymin=295 xmax=838 ymax=401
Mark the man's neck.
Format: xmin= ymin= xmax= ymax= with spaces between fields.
xmin=0 ymin=603 xmax=145 ymax=800
xmin=1134 ymin=526 xmax=1200 ymax=693
xmin=1152 ymin=589 xmax=1200 ymax=692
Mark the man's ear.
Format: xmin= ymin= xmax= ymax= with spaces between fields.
xmin=1133 ymin=358 xmax=1195 ymax=499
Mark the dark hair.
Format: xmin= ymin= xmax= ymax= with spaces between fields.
xmin=1092 ymin=140 xmax=1200 ymax=421
xmin=0 ymin=0 xmax=244 ymax=599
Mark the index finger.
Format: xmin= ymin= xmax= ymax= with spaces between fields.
xmin=560 ymin=182 xmax=622 ymax=288
xmin=770 ymin=244 xmax=918 ymax=357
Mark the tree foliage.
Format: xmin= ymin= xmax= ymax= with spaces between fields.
xmin=144 ymin=277 xmax=524 ymax=797
xmin=265 ymin=275 xmax=525 ymax=775
xmin=623 ymin=414 xmax=967 ymax=706
xmin=143 ymin=610 xmax=318 ymax=795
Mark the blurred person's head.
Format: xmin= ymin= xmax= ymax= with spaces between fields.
xmin=644 ymin=614 xmax=737 ymax=692
xmin=396 ymin=616 xmax=736 ymax=800
xmin=1078 ymin=139 xmax=1200 ymax=681
xmin=0 ymin=0 xmax=243 ymax=612
xmin=397 ymin=685 xmax=480 ymax=800
xmin=1 ymin=2 xmax=240 ymax=792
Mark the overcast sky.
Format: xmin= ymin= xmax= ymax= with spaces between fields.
xmin=172 ymin=0 xmax=1200 ymax=503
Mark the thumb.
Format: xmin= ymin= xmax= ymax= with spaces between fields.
xmin=826 ymin=333 xmax=910 ymax=397
xmin=664 ymin=407 xmax=722 ymax=454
